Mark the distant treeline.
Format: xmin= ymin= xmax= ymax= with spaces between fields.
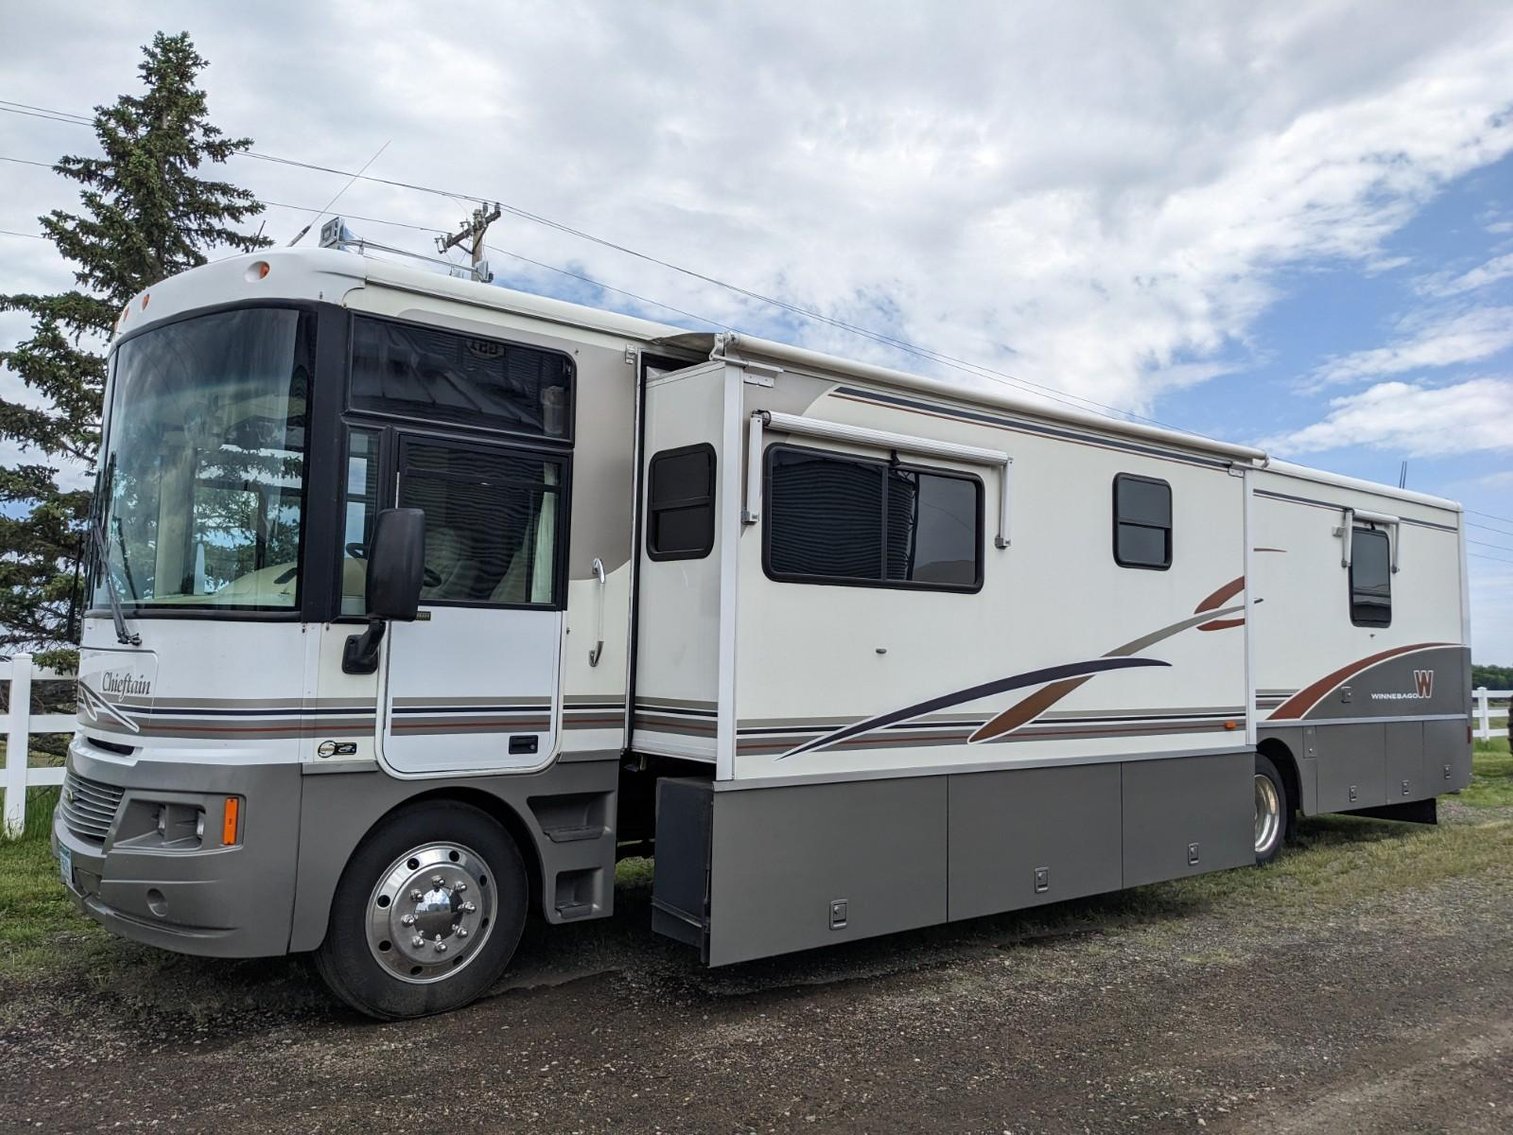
xmin=1473 ymin=664 xmax=1513 ymax=691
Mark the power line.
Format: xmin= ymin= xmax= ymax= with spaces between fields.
xmin=1468 ymin=513 xmax=1513 ymax=534
xmin=1469 ymin=537 xmax=1513 ymax=553
xmin=485 ymin=242 xmax=734 ymax=330
xmin=0 ymin=103 xmax=89 ymax=127
xmin=0 ymin=99 xmax=89 ymax=123
xmin=0 ymin=155 xmax=56 ymax=170
xmin=287 ymin=140 xmax=391 ymax=247
xmin=1469 ymin=550 xmax=1513 ymax=566
xmin=0 ymin=98 xmax=1181 ymax=431
xmin=0 ymin=228 xmax=47 ymax=240
xmin=260 ymin=200 xmax=443 ymax=236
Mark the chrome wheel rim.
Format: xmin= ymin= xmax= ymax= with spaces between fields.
xmin=366 ymin=841 xmax=495 ymax=984
xmin=1254 ymin=773 xmax=1281 ymax=856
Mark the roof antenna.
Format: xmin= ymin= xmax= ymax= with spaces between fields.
xmin=1398 ymin=460 xmax=1408 ymax=489
xmin=288 ymin=140 xmax=391 ymax=246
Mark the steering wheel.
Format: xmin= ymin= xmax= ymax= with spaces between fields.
xmin=348 ymin=541 xmax=442 ymax=588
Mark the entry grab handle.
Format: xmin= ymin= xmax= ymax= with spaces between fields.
xmin=588 ymin=557 xmax=606 ymax=667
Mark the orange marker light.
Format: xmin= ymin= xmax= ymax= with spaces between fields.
xmin=222 ymin=797 xmax=241 ymax=846
xmin=140 ymin=292 xmax=150 ymax=309
xmin=1223 ymin=720 xmax=1240 ymax=731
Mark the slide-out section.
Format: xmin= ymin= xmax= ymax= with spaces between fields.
xmin=631 ymin=360 xmax=729 ymax=763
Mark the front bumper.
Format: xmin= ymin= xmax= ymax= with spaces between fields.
xmin=53 ymin=740 xmax=304 ymax=958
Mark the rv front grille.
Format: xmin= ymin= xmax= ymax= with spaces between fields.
xmin=60 ymin=772 xmax=125 ymax=845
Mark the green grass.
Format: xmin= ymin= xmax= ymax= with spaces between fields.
xmin=1465 ymin=737 xmax=1513 ymax=807
xmin=0 ymin=787 xmax=116 ymax=982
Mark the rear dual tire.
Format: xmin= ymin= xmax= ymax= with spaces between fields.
xmin=1253 ymin=753 xmax=1291 ymax=865
xmin=314 ymin=801 xmax=527 ymax=1020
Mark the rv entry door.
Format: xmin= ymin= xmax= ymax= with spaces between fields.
xmin=378 ymin=434 xmax=565 ymax=774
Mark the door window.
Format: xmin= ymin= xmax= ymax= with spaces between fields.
xmin=398 ymin=440 xmax=564 ymax=608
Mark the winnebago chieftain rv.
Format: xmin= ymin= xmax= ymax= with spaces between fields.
xmin=56 ymin=245 xmax=1472 ymax=1018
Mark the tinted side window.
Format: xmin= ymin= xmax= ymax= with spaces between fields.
xmin=398 ymin=441 xmax=564 ymax=608
xmin=351 ymin=316 xmax=573 ymax=439
xmin=764 ymin=446 xmax=981 ymax=591
xmin=647 ymin=444 xmax=716 ymax=560
xmin=1349 ymin=527 xmax=1392 ymax=627
xmin=1114 ymin=474 xmax=1172 ymax=569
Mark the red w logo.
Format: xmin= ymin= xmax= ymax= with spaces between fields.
xmin=1413 ymin=670 xmax=1434 ymax=698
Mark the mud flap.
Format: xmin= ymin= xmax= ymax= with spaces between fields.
xmin=650 ymin=777 xmax=712 ymax=960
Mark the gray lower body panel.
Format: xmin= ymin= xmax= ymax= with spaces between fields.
xmin=948 ymin=763 xmax=1122 ymax=920
xmin=55 ymin=744 xmax=303 ymax=958
xmin=709 ymin=776 xmax=948 ymax=966
xmin=656 ymin=749 xmax=1256 ymax=967
xmin=56 ymin=739 xmax=621 ymax=958
xmin=1258 ymin=717 xmax=1471 ymax=816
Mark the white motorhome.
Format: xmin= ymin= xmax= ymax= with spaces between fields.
xmin=56 ymin=245 xmax=1472 ymax=1018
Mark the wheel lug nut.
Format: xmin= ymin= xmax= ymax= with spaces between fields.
xmin=454 ymin=882 xmax=467 ymax=892
xmin=401 ymin=914 xmax=415 ymax=926
xmin=410 ymin=890 xmax=423 ymax=901
xmin=431 ymin=875 xmax=444 ymax=887
xmin=457 ymin=927 xmax=468 ymax=939
xmin=461 ymin=901 xmax=476 ymax=913
xmin=412 ymin=935 xmax=425 ymax=948
xmin=435 ymin=942 xmax=447 ymax=954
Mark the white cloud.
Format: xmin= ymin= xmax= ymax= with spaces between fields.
xmin=1307 ymin=306 xmax=1513 ymax=386
xmin=2 ymin=3 xmax=1513 ymax=421
xmin=1259 ymin=376 xmax=1513 ymax=456
xmin=1417 ymin=252 xmax=1513 ymax=297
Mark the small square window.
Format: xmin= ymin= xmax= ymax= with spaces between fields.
xmin=647 ymin=444 xmax=715 ymax=560
xmin=1113 ymin=474 xmax=1171 ymax=569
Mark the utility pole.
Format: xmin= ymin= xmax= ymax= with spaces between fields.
xmin=437 ymin=202 xmax=502 ymax=282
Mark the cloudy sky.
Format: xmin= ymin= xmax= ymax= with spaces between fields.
xmin=2 ymin=1 xmax=1511 ymax=660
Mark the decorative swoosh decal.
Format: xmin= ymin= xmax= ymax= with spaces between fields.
xmin=77 ymin=683 xmax=141 ymax=734
xmin=968 ymin=602 xmax=1245 ymax=743
xmin=775 ymin=657 xmax=1169 ymax=760
xmin=1266 ymin=642 xmax=1456 ymax=720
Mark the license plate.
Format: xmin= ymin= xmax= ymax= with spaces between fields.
xmin=58 ymin=844 xmax=73 ymax=890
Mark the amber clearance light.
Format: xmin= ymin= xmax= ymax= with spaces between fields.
xmin=222 ymin=797 xmax=241 ymax=846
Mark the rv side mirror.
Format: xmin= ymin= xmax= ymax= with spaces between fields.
xmin=365 ymin=508 xmax=426 ymax=621
xmin=342 ymin=509 xmax=425 ymax=675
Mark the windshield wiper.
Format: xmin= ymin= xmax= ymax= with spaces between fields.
xmin=91 ymin=518 xmax=141 ymax=646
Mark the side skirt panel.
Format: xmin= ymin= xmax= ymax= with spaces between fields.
xmin=652 ymin=750 xmax=1258 ymax=967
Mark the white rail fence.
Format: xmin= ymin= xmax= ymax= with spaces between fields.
xmin=2 ymin=654 xmax=76 ymax=839
xmin=1474 ymin=687 xmax=1511 ymax=742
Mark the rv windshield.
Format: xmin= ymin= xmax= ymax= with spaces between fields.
xmin=93 ymin=308 xmax=313 ymax=611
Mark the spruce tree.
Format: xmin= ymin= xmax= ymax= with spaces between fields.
xmin=0 ymin=31 xmax=271 ymax=667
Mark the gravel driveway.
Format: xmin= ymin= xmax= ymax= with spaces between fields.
xmin=2 ymin=807 xmax=1510 ymax=1133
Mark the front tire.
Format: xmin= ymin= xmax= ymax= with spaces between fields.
xmin=314 ymin=801 xmax=527 ymax=1019
xmin=1253 ymin=754 xmax=1290 ymax=865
